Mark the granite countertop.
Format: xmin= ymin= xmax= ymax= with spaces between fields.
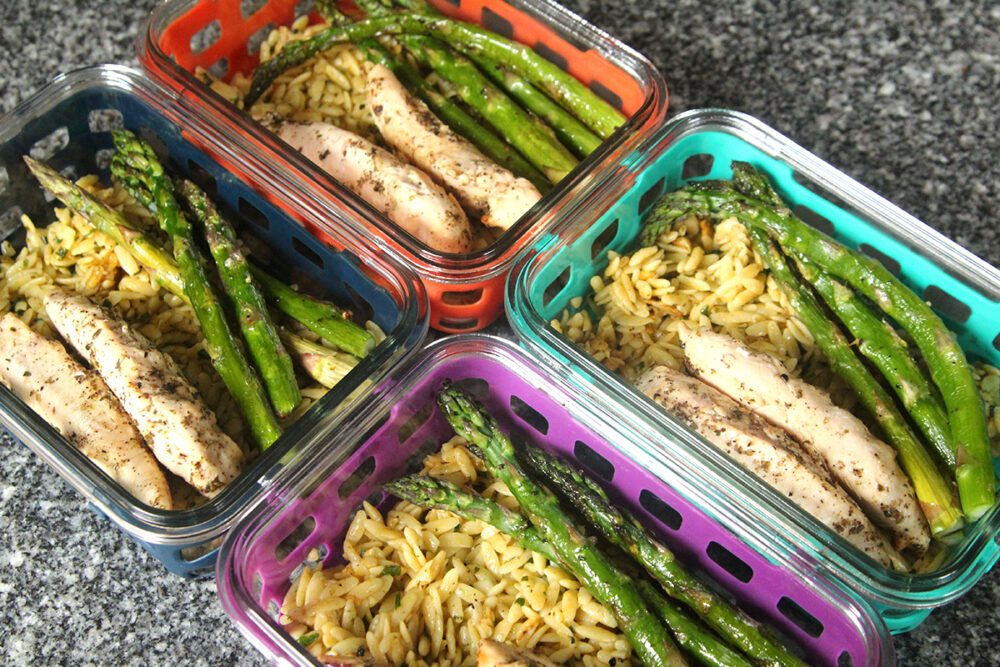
xmin=1 ymin=0 xmax=998 ymax=664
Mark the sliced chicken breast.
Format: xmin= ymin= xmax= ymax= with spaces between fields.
xmin=267 ymin=116 xmax=473 ymax=253
xmin=636 ymin=364 xmax=895 ymax=567
xmin=43 ymin=291 xmax=245 ymax=498
xmin=366 ymin=63 xmax=542 ymax=231
xmin=0 ymin=313 xmax=172 ymax=509
xmin=679 ymin=325 xmax=930 ymax=554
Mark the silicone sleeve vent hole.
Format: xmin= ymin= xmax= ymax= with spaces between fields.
xmin=777 ymin=596 xmax=824 ymax=638
xmin=186 ymin=161 xmax=218 ymax=197
xmin=95 ymin=149 xmax=115 ymax=171
xmin=682 ymin=154 xmax=715 ymax=180
xmin=442 ymin=288 xmax=483 ymax=306
xmin=252 ymin=571 xmax=263 ymax=601
xmin=398 ymin=403 xmax=434 ymax=444
xmin=292 ymin=236 xmax=325 ymax=269
xmin=0 ymin=166 xmax=7 ymax=197
xmin=88 ymin=109 xmax=123 ymax=133
xmin=591 ymin=219 xmax=619 ymax=260
xmin=439 ymin=0 xmax=460 ymax=6
xmin=454 ymin=377 xmax=489 ymax=400
xmin=857 ymin=243 xmax=901 ymax=276
xmin=639 ymin=177 xmax=666 ymax=216
xmin=992 ymin=332 xmax=1000 ymax=354
xmin=137 ymin=128 xmax=169 ymax=162
xmin=481 ymin=7 xmax=514 ymax=39
xmin=791 ymin=205 xmax=835 ymax=236
xmin=190 ymin=19 xmax=222 ymax=55
xmin=247 ymin=22 xmax=277 ymax=59
xmin=274 ymin=515 xmax=317 ymax=562
xmin=923 ymin=284 xmax=971 ymax=324
xmin=0 ymin=206 xmax=24 ymax=239
xmin=542 ymin=266 xmax=571 ymax=307
xmin=29 ymin=126 xmax=69 ymax=162
xmin=792 ymin=172 xmax=849 ymax=210
xmin=705 ymin=541 xmax=753 ymax=583
xmin=345 ymin=283 xmax=375 ymax=325
xmin=239 ymin=198 xmax=270 ymax=231
xmin=339 ymin=456 xmax=376 ymax=500
xmin=510 ymin=395 xmax=549 ymax=435
xmin=241 ymin=0 xmax=266 ymax=20
xmin=532 ymin=42 xmax=569 ymax=71
xmin=439 ymin=316 xmax=481 ymax=331
xmin=837 ymin=650 xmax=854 ymax=666
xmin=639 ymin=489 xmax=683 ymax=530
xmin=589 ymin=80 xmax=623 ymax=112
xmin=573 ymin=440 xmax=614 ymax=481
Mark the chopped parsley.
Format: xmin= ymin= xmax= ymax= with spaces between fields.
xmin=380 ymin=564 xmax=401 ymax=577
xmin=296 ymin=631 xmax=319 ymax=647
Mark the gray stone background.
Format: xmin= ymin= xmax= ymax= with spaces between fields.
xmin=1 ymin=0 xmax=998 ymax=664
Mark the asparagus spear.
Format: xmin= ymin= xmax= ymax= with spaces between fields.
xmin=244 ymin=13 xmax=626 ymax=140
xmin=521 ymin=445 xmax=807 ymax=667
xmin=747 ymin=226 xmax=963 ymax=535
xmin=357 ymin=39 xmax=552 ymax=192
xmin=726 ymin=161 xmax=957 ymax=470
xmin=110 ymin=130 xmax=282 ymax=450
xmin=23 ymin=157 xmax=184 ymax=296
xmin=650 ymin=178 xmax=994 ymax=522
xmin=793 ymin=253 xmax=955 ymax=467
xmin=278 ymin=328 xmax=357 ymax=388
xmin=436 ymin=384 xmax=688 ymax=667
xmin=387 ymin=473 xmax=753 ymax=667
xmin=176 ymin=179 xmax=301 ymax=417
xmin=464 ymin=50 xmax=603 ymax=158
xmin=249 ymin=267 xmax=374 ymax=359
xmin=398 ymin=34 xmax=578 ymax=183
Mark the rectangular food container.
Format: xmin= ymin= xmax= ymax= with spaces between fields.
xmin=506 ymin=107 xmax=1000 ymax=632
xmin=216 ymin=334 xmax=894 ymax=666
xmin=136 ymin=0 xmax=668 ymax=332
xmin=0 ymin=64 xmax=427 ymax=578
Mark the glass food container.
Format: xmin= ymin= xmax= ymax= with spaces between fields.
xmin=216 ymin=334 xmax=895 ymax=666
xmin=0 ymin=65 xmax=427 ymax=578
xmin=507 ymin=108 xmax=1000 ymax=632
xmin=137 ymin=0 xmax=669 ymax=332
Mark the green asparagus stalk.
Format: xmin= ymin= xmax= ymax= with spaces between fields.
xmin=746 ymin=226 xmax=963 ymax=535
xmin=110 ymin=130 xmax=282 ymax=450
xmin=398 ymin=34 xmax=578 ymax=183
xmin=726 ymin=161 xmax=957 ymax=470
xmin=23 ymin=157 xmax=184 ymax=296
xmin=357 ymin=39 xmax=552 ymax=192
xmin=244 ymin=13 xmax=626 ymax=139
xmin=177 ymin=179 xmax=301 ymax=417
xmin=436 ymin=384 xmax=688 ymax=667
xmin=249 ymin=267 xmax=374 ymax=359
xmin=464 ymin=50 xmax=603 ymax=158
xmin=522 ymin=444 xmax=806 ymax=667
xmin=642 ymin=178 xmax=993 ymax=522
xmin=277 ymin=328 xmax=357 ymax=388
xmin=387 ymin=473 xmax=753 ymax=667
xmin=26 ymin=155 xmax=371 ymax=395
xmin=793 ymin=253 xmax=955 ymax=467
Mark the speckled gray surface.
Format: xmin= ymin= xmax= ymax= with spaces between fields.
xmin=0 ymin=0 xmax=998 ymax=665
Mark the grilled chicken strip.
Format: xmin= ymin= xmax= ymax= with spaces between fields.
xmin=0 ymin=313 xmax=172 ymax=509
xmin=366 ymin=64 xmax=542 ymax=231
xmin=636 ymin=364 xmax=895 ymax=567
xmin=43 ymin=291 xmax=245 ymax=498
xmin=679 ymin=325 xmax=930 ymax=554
xmin=266 ymin=115 xmax=473 ymax=253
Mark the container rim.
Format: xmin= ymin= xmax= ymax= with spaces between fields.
xmin=216 ymin=333 xmax=895 ymax=666
xmin=135 ymin=0 xmax=669 ymax=285
xmin=0 ymin=63 xmax=429 ymax=547
xmin=506 ymin=107 xmax=1000 ymax=611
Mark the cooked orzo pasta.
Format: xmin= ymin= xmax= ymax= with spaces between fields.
xmin=280 ymin=436 xmax=631 ymax=667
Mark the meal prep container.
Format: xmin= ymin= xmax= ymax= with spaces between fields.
xmin=0 ymin=65 xmax=427 ymax=578
xmin=137 ymin=0 xmax=668 ymax=332
xmin=216 ymin=334 xmax=894 ymax=666
xmin=506 ymin=107 xmax=1000 ymax=632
